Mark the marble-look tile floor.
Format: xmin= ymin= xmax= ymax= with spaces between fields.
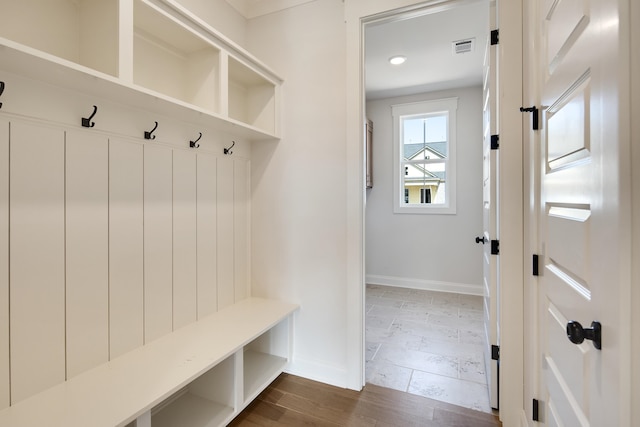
xmin=365 ymin=284 xmax=492 ymax=413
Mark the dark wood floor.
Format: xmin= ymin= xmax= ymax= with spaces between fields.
xmin=229 ymin=374 xmax=502 ymax=426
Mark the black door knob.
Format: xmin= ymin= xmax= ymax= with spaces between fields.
xmin=475 ymin=236 xmax=487 ymax=244
xmin=566 ymin=320 xmax=601 ymax=350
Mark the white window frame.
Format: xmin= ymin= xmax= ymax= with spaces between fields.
xmin=392 ymin=97 xmax=458 ymax=214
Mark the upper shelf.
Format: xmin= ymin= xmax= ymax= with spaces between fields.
xmin=0 ymin=0 xmax=282 ymax=141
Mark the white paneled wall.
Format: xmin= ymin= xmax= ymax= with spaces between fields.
xmin=0 ymin=119 xmax=8 ymax=409
xmin=0 ymin=117 xmax=251 ymax=406
xmin=234 ymin=159 xmax=249 ymax=302
xmin=196 ymin=153 xmax=218 ymax=319
xmin=217 ymin=159 xmax=235 ymax=309
xmin=144 ymin=144 xmax=174 ymax=343
xmin=172 ymin=150 xmax=198 ymax=329
xmin=10 ymin=121 xmax=66 ymax=403
xmin=109 ymin=139 xmax=145 ymax=359
xmin=65 ymin=131 xmax=110 ymax=379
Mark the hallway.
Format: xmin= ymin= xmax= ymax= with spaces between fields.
xmin=365 ymin=284 xmax=491 ymax=413
xmin=230 ymin=373 xmax=501 ymax=426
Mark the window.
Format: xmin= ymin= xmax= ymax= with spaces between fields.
xmin=392 ymin=98 xmax=457 ymax=214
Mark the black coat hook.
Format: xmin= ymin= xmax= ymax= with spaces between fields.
xmin=224 ymin=140 xmax=235 ymax=155
xmin=81 ymin=105 xmax=98 ymax=128
xmin=0 ymin=81 xmax=5 ymax=109
xmin=145 ymin=121 xmax=158 ymax=140
xmin=190 ymin=132 xmax=202 ymax=148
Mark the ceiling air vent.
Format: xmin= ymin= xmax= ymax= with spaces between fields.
xmin=452 ymin=38 xmax=475 ymax=55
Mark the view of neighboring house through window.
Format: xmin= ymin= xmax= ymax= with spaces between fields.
xmin=392 ymin=98 xmax=457 ymax=214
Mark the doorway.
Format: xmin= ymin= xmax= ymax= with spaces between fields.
xmin=363 ymin=0 xmax=492 ymax=413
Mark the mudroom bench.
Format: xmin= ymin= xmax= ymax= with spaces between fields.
xmin=0 ymin=297 xmax=298 ymax=427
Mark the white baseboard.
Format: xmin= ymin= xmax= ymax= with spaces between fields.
xmin=284 ymin=357 xmax=350 ymax=389
xmin=366 ymin=274 xmax=483 ymax=296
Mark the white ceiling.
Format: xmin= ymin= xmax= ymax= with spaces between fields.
xmin=365 ymin=1 xmax=489 ymax=100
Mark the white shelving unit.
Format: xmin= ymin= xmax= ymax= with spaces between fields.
xmin=0 ymin=0 xmax=282 ymax=141
xmin=228 ymin=57 xmax=277 ymax=135
xmin=0 ymin=298 xmax=298 ymax=427
xmin=0 ymin=0 xmax=120 ymax=77
xmin=133 ymin=0 xmax=221 ymax=113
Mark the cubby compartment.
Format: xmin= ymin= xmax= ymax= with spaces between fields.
xmin=133 ymin=0 xmax=221 ymax=113
xmin=0 ymin=0 xmax=119 ymax=76
xmin=228 ymin=57 xmax=277 ymax=135
xmin=243 ymin=319 xmax=290 ymax=403
xmin=152 ymin=355 xmax=236 ymax=427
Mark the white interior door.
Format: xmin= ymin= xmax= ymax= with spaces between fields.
xmin=532 ymin=0 xmax=630 ymax=425
xmin=482 ymin=2 xmax=499 ymax=410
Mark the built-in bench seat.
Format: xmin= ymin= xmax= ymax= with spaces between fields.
xmin=0 ymin=297 xmax=298 ymax=427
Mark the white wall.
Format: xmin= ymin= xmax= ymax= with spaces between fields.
xmin=245 ymin=0 xmax=350 ymax=386
xmin=365 ymin=87 xmax=484 ymax=295
xmin=0 ymin=69 xmax=252 ymax=405
xmin=175 ymin=0 xmax=247 ymax=47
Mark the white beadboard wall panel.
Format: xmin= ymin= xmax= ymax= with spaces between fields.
xmin=0 ymin=115 xmax=251 ymax=406
xmin=0 ymin=119 xmax=8 ymax=410
xmin=217 ymin=159 xmax=235 ymax=309
xmin=196 ymin=153 xmax=218 ymax=318
xmin=65 ymin=131 xmax=110 ymax=379
xmin=234 ymin=159 xmax=249 ymax=302
xmin=9 ymin=121 xmax=66 ymax=404
xmin=172 ymin=149 xmax=198 ymax=329
xmin=109 ymin=139 xmax=145 ymax=359
xmin=143 ymin=144 xmax=174 ymax=343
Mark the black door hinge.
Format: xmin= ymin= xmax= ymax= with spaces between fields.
xmin=520 ymin=106 xmax=540 ymax=130
xmin=491 ymin=134 xmax=499 ymax=150
xmin=533 ymin=254 xmax=539 ymax=276
xmin=491 ymin=239 xmax=499 ymax=255
xmin=491 ymin=29 xmax=499 ymax=45
xmin=533 ymin=399 xmax=540 ymax=421
xmin=491 ymin=344 xmax=500 ymax=361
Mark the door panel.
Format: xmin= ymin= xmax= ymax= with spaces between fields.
xmin=534 ymin=0 xmax=628 ymax=425
xmin=143 ymin=144 xmax=173 ymax=342
xmin=66 ymin=130 xmax=109 ymax=378
xmin=10 ymin=121 xmax=65 ymax=403
xmin=546 ymin=0 xmax=589 ymax=73
xmin=546 ymin=207 xmax=589 ymax=280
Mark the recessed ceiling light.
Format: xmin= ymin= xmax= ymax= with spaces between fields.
xmin=389 ymin=55 xmax=407 ymax=65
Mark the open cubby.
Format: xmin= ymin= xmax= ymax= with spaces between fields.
xmin=133 ymin=0 xmax=221 ymax=113
xmin=0 ymin=0 xmax=119 ymax=77
xmin=228 ymin=57 xmax=277 ymax=134
xmin=151 ymin=355 xmax=236 ymax=427
xmin=243 ymin=319 xmax=290 ymax=404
